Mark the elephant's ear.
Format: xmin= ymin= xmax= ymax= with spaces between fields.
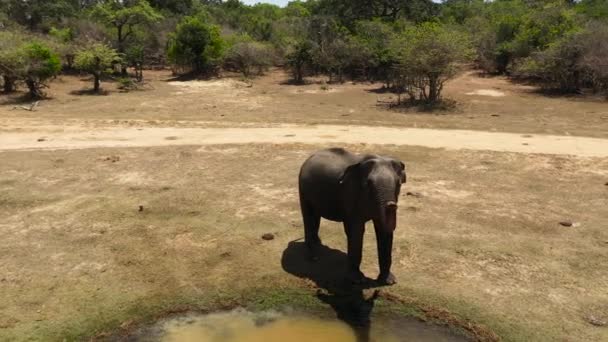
xmin=338 ymin=163 xmax=360 ymax=184
xmin=391 ymin=159 xmax=407 ymax=184
xmin=339 ymin=159 xmax=375 ymax=186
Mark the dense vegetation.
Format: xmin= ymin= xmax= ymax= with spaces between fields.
xmin=0 ymin=0 xmax=607 ymax=101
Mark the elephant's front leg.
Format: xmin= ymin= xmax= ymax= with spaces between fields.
xmin=374 ymin=221 xmax=396 ymax=285
xmin=344 ymin=221 xmax=366 ymax=284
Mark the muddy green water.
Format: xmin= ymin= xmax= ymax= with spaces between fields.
xmin=129 ymin=309 xmax=467 ymax=342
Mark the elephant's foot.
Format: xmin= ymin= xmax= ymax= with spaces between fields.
xmin=306 ymin=240 xmax=322 ymax=262
xmin=346 ymin=269 xmax=366 ymax=285
xmin=376 ymin=272 xmax=397 ymax=286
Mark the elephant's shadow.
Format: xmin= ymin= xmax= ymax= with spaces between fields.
xmin=281 ymin=241 xmax=379 ymax=341
xmin=281 ymin=240 xmax=380 ymax=291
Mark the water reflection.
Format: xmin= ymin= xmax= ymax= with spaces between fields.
xmin=160 ymin=310 xmax=357 ymax=342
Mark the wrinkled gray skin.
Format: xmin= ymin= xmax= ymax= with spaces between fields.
xmin=298 ymin=148 xmax=407 ymax=285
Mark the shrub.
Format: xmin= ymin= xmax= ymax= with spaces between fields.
xmin=515 ymin=21 xmax=608 ymax=96
xmin=578 ymin=22 xmax=608 ymax=97
xmin=514 ymin=35 xmax=583 ymax=93
xmin=225 ymin=41 xmax=275 ymax=77
xmin=167 ymin=16 xmax=225 ymax=75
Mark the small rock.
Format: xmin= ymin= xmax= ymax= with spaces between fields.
xmin=262 ymin=233 xmax=275 ymax=241
xmin=104 ymin=156 xmax=120 ymax=163
xmin=491 ymin=114 xmax=500 ymax=117
xmin=138 ymin=205 xmax=144 ymax=212
xmin=406 ymin=191 xmax=423 ymax=198
xmin=604 ymin=182 xmax=608 ymax=186
xmin=406 ymin=206 xmax=419 ymax=212
xmin=559 ymin=221 xmax=580 ymax=227
xmin=220 ymin=252 xmax=231 ymax=258
xmin=585 ymin=314 xmax=607 ymax=327
xmin=37 ymin=138 xmax=46 ymax=142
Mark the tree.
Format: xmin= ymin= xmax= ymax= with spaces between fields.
xmin=17 ymin=43 xmax=62 ymax=98
xmin=167 ymin=16 xmax=225 ymax=74
xmin=92 ymin=0 xmax=162 ymax=73
xmin=74 ymin=44 xmax=121 ymax=92
xmin=148 ymin=0 xmax=194 ymax=14
xmin=312 ymin=0 xmax=440 ymax=27
xmin=392 ymin=22 xmax=473 ymax=104
xmin=576 ymin=0 xmax=608 ymax=21
xmin=49 ymin=27 xmax=78 ymax=70
xmin=0 ymin=30 xmax=27 ymax=93
xmin=3 ymin=0 xmax=77 ymax=30
xmin=286 ymin=40 xmax=315 ymax=83
xmin=353 ymin=20 xmax=397 ymax=84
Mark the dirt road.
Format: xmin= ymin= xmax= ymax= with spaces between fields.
xmin=2 ymin=124 xmax=608 ymax=157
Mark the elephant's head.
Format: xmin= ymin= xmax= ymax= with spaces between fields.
xmin=339 ymin=156 xmax=407 ymax=232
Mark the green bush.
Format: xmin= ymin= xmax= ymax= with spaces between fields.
xmin=515 ymin=21 xmax=608 ymax=95
xmin=167 ymin=16 xmax=225 ymax=74
xmin=13 ymin=42 xmax=62 ymax=98
xmin=74 ymin=43 xmax=121 ymax=92
xmin=285 ymin=40 xmax=315 ymax=83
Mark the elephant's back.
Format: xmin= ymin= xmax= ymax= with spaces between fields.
xmin=299 ymin=148 xmax=357 ymax=183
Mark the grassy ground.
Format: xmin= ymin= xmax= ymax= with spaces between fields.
xmin=1 ymin=144 xmax=607 ymax=341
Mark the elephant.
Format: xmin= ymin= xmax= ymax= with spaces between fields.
xmin=298 ymin=148 xmax=407 ymax=285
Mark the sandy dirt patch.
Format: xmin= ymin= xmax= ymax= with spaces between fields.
xmin=465 ymin=89 xmax=506 ymax=97
xmin=2 ymin=124 xmax=608 ymax=157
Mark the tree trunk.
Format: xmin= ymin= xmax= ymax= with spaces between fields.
xmin=66 ymin=55 xmax=75 ymax=70
xmin=428 ymin=75 xmax=439 ymax=103
xmin=94 ymin=73 xmax=101 ymax=92
xmin=25 ymin=79 xmax=42 ymax=99
xmin=135 ymin=64 xmax=143 ymax=83
xmin=117 ymin=26 xmax=128 ymax=76
xmin=295 ymin=63 xmax=303 ymax=83
xmin=3 ymin=76 xmax=15 ymax=93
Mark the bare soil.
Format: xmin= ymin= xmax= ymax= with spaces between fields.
xmin=1 ymin=69 xmax=608 ymax=138
xmin=2 ymin=124 xmax=608 ymax=157
xmin=1 ymin=69 xmax=607 ymax=341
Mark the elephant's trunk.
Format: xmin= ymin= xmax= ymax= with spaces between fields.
xmin=372 ymin=182 xmax=398 ymax=232
xmin=384 ymin=201 xmax=398 ymax=232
